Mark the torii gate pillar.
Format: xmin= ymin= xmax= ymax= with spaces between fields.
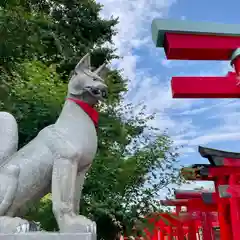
xmin=151 ymin=19 xmax=240 ymax=98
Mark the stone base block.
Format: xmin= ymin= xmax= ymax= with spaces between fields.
xmin=0 ymin=233 xmax=96 ymax=240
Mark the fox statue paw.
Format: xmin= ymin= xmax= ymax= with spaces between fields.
xmin=59 ymin=214 xmax=96 ymax=234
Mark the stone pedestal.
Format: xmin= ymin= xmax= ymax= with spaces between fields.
xmin=0 ymin=233 xmax=96 ymax=240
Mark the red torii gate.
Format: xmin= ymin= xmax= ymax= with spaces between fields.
xmin=151 ymin=19 xmax=240 ymax=98
xmin=153 ymin=146 xmax=240 ymax=240
xmin=144 ymin=211 xmax=203 ymax=240
xmin=150 ymin=19 xmax=240 ymax=239
xmin=160 ymin=197 xmax=217 ymax=240
xmin=141 ymin=196 xmax=218 ymax=240
xmin=181 ymin=146 xmax=240 ymax=240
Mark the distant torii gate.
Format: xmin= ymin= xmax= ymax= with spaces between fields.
xmin=151 ymin=19 xmax=240 ymax=240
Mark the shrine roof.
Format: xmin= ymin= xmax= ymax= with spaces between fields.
xmin=199 ymin=146 xmax=240 ymax=166
xmin=152 ymin=19 xmax=240 ymax=47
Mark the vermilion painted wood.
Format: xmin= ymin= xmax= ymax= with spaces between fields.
xmin=167 ymin=225 xmax=173 ymax=239
xmin=146 ymin=214 xmax=178 ymax=239
xmin=162 ymin=29 xmax=240 ymax=240
xmin=228 ymin=174 xmax=240 ymax=240
xmin=214 ymin=177 xmax=232 ymax=240
xmin=147 ymin=213 xmax=202 ymax=239
xmin=201 ymin=192 xmax=221 ymax=205
xmin=176 ymin=222 xmax=185 ymax=240
xmin=205 ymin=166 xmax=240 ymax=177
xmin=176 ymin=205 xmax=181 ymax=214
xmin=171 ymin=72 xmax=240 ymax=98
xmin=160 ymin=199 xmax=217 ymax=211
xmin=222 ymin=158 xmax=240 ymax=167
xmin=160 ymin=231 xmax=164 ymax=239
xmin=187 ymin=220 xmax=197 ymax=240
xmin=164 ymin=33 xmax=240 ymax=60
xmin=187 ymin=201 xmax=217 ymax=240
xmin=175 ymin=190 xmax=203 ymax=199
xmin=178 ymin=174 xmax=230 ymax=239
xmin=201 ymin=212 xmax=214 ymax=240
xmin=160 ymin=199 xmax=189 ymax=206
xmin=179 ymin=164 xmax=240 ymax=239
xmin=160 ymin=199 xmax=218 ymax=239
xmin=221 ymin=184 xmax=240 ymax=197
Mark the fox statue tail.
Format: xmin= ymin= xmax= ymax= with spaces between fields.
xmin=0 ymin=112 xmax=18 ymax=167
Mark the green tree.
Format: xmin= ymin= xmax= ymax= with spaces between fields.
xmin=0 ymin=0 xmax=121 ymax=146
xmin=0 ymin=0 xmax=118 ymax=77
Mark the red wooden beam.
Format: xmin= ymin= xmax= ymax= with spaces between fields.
xmin=179 ymin=212 xmax=218 ymax=222
xmin=219 ymin=184 xmax=240 ymax=198
xmin=171 ymin=72 xmax=240 ymax=98
xmin=175 ymin=190 xmax=203 ymax=199
xmin=203 ymin=166 xmax=240 ymax=177
xmin=174 ymin=190 xmax=221 ymax=205
xmin=164 ymin=33 xmax=240 ymax=60
xmin=148 ymin=212 xmax=183 ymax=225
xmin=160 ymin=199 xmax=189 ymax=206
xmin=223 ymin=158 xmax=240 ymax=167
xmin=160 ymin=199 xmax=217 ymax=212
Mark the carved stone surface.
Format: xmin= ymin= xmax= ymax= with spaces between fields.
xmin=0 ymin=233 xmax=95 ymax=240
xmin=0 ymin=53 xmax=108 ymax=234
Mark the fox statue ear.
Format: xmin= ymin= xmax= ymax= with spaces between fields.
xmin=94 ymin=62 xmax=108 ymax=79
xmin=75 ymin=53 xmax=91 ymax=72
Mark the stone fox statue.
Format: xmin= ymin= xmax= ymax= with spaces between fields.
xmin=0 ymin=53 xmax=108 ymax=233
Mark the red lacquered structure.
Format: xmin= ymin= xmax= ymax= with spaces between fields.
xmin=147 ymin=19 xmax=240 ymax=239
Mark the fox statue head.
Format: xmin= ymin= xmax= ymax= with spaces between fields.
xmin=68 ymin=53 xmax=108 ymax=106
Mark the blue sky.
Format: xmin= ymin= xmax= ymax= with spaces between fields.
xmin=97 ymin=0 xmax=240 ymax=191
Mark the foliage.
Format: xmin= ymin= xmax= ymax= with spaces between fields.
xmin=0 ymin=0 xmax=118 ymax=77
xmin=3 ymin=61 xmax=65 ymax=146
xmin=0 ymin=0 xmax=183 ymax=239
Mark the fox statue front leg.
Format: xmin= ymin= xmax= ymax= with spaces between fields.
xmin=52 ymin=157 xmax=96 ymax=234
xmin=73 ymin=165 xmax=90 ymax=214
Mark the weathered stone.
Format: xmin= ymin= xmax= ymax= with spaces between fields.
xmin=0 ymin=53 xmax=108 ymax=235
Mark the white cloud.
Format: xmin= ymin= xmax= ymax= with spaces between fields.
xmin=190 ymin=132 xmax=240 ymax=146
xmin=97 ymin=0 xmax=176 ymax=76
xmin=161 ymin=59 xmax=173 ymax=68
xmin=97 ymin=0 xmax=240 ymax=196
xmin=97 ymin=0 xmax=232 ymax=149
